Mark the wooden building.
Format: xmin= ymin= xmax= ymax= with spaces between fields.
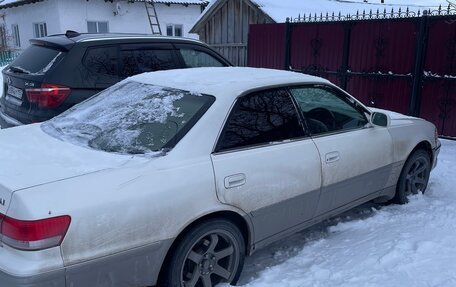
xmin=190 ymin=0 xmax=274 ymax=66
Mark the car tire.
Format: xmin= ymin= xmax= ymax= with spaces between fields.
xmin=392 ymin=149 xmax=431 ymax=204
xmin=162 ymin=219 xmax=245 ymax=287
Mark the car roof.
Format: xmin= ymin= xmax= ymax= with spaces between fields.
xmin=130 ymin=67 xmax=331 ymax=103
xmin=30 ymin=32 xmax=208 ymax=51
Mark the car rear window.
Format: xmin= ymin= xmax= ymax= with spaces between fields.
xmin=9 ymin=45 xmax=63 ymax=74
xmin=41 ymin=81 xmax=215 ymax=155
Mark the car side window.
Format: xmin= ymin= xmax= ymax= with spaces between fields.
xmin=120 ymin=46 xmax=177 ymax=77
xmin=179 ymin=48 xmax=225 ymax=68
xmin=289 ymin=86 xmax=368 ymax=135
xmin=216 ymin=89 xmax=305 ymax=152
xmin=83 ymin=46 xmax=118 ymax=76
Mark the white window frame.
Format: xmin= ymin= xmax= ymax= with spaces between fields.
xmin=87 ymin=21 xmax=109 ymax=33
xmin=12 ymin=24 xmax=20 ymax=47
xmin=33 ymin=22 xmax=47 ymax=38
xmin=166 ymin=24 xmax=183 ymax=37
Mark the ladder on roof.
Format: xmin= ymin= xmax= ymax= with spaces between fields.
xmin=145 ymin=1 xmax=162 ymax=35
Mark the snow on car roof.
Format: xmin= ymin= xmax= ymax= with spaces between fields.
xmin=131 ymin=67 xmax=329 ymax=103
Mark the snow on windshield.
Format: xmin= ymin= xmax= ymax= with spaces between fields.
xmin=42 ymin=81 xmax=211 ymax=155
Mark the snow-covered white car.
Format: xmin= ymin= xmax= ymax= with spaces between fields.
xmin=0 ymin=67 xmax=440 ymax=287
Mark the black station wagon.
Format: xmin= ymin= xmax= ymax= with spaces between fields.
xmin=0 ymin=31 xmax=230 ymax=128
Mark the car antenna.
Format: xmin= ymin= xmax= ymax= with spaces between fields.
xmin=65 ymin=30 xmax=81 ymax=38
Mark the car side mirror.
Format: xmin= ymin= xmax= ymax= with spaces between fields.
xmin=370 ymin=112 xmax=390 ymax=127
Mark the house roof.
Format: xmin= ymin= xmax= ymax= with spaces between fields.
xmin=153 ymin=0 xmax=208 ymax=4
xmin=191 ymin=0 xmax=446 ymax=30
xmin=0 ymin=0 xmax=43 ymax=9
xmin=0 ymin=0 xmax=208 ymax=10
xmin=190 ymin=0 xmax=274 ymax=33
xmin=134 ymin=0 xmax=208 ymax=5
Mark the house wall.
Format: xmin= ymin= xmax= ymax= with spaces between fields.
xmin=194 ymin=0 xmax=273 ymax=66
xmin=0 ymin=0 xmax=61 ymax=50
xmin=155 ymin=3 xmax=202 ymax=38
xmin=57 ymin=0 xmax=201 ymax=38
xmin=1 ymin=0 xmax=202 ymax=51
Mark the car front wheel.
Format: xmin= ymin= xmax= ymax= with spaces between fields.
xmin=163 ymin=219 xmax=245 ymax=287
xmin=392 ymin=149 xmax=431 ymax=204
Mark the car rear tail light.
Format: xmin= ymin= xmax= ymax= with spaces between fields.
xmin=26 ymin=83 xmax=71 ymax=108
xmin=0 ymin=213 xmax=71 ymax=251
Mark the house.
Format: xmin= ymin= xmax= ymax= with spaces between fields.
xmin=0 ymin=0 xmax=208 ymax=51
xmin=190 ymin=0 xmax=445 ymax=66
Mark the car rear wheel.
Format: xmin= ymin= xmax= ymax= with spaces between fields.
xmin=392 ymin=149 xmax=431 ymax=204
xmin=163 ymin=219 xmax=245 ymax=287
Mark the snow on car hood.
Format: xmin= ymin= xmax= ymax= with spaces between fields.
xmin=0 ymin=124 xmax=138 ymax=191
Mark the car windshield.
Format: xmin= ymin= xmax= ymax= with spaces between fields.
xmin=42 ymin=81 xmax=214 ymax=155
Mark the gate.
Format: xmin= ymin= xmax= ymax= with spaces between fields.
xmin=248 ymin=6 xmax=456 ymax=137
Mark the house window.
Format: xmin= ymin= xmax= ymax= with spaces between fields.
xmin=33 ymin=22 xmax=47 ymax=38
xmin=87 ymin=21 xmax=109 ymax=33
xmin=12 ymin=24 xmax=20 ymax=47
xmin=166 ymin=24 xmax=183 ymax=37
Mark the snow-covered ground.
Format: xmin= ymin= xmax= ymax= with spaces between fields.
xmin=226 ymin=140 xmax=456 ymax=287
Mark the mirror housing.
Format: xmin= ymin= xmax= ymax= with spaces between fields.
xmin=370 ymin=112 xmax=390 ymax=127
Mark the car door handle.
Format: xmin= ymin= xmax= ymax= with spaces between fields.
xmin=224 ymin=174 xmax=246 ymax=189
xmin=325 ymin=151 xmax=340 ymax=164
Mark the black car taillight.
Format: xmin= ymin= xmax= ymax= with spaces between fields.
xmin=0 ymin=212 xmax=71 ymax=251
xmin=26 ymin=83 xmax=71 ymax=108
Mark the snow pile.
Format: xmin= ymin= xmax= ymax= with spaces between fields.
xmin=228 ymin=139 xmax=456 ymax=287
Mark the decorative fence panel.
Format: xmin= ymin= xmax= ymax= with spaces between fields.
xmin=0 ymin=50 xmax=20 ymax=67
xmin=248 ymin=5 xmax=456 ymax=137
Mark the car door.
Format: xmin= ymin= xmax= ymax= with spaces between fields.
xmin=82 ymin=45 xmax=120 ymax=89
xmin=211 ymin=88 xmax=322 ymax=242
xmin=119 ymin=43 xmax=180 ymax=78
xmin=289 ymin=85 xmax=394 ymax=216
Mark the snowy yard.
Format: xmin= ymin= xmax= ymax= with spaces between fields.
xmin=231 ymin=140 xmax=456 ymax=287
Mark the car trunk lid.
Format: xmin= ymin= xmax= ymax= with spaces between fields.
xmin=0 ymin=184 xmax=11 ymax=215
xmin=0 ymin=124 xmax=138 ymax=191
xmin=1 ymin=45 xmax=66 ymax=124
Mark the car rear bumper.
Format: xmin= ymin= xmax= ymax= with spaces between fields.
xmin=0 ymin=269 xmax=65 ymax=287
xmin=0 ymin=239 xmax=173 ymax=287
xmin=0 ymin=109 xmax=23 ymax=128
xmin=0 ymin=244 xmax=66 ymax=287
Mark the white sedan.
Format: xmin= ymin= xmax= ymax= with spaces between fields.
xmin=0 ymin=67 xmax=440 ymax=287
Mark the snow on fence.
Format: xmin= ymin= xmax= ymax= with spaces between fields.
xmin=287 ymin=3 xmax=456 ymax=23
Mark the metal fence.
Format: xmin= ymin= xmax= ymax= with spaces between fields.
xmin=248 ymin=5 xmax=456 ymax=138
xmin=0 ymin=50 xmax=20 ymax=67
